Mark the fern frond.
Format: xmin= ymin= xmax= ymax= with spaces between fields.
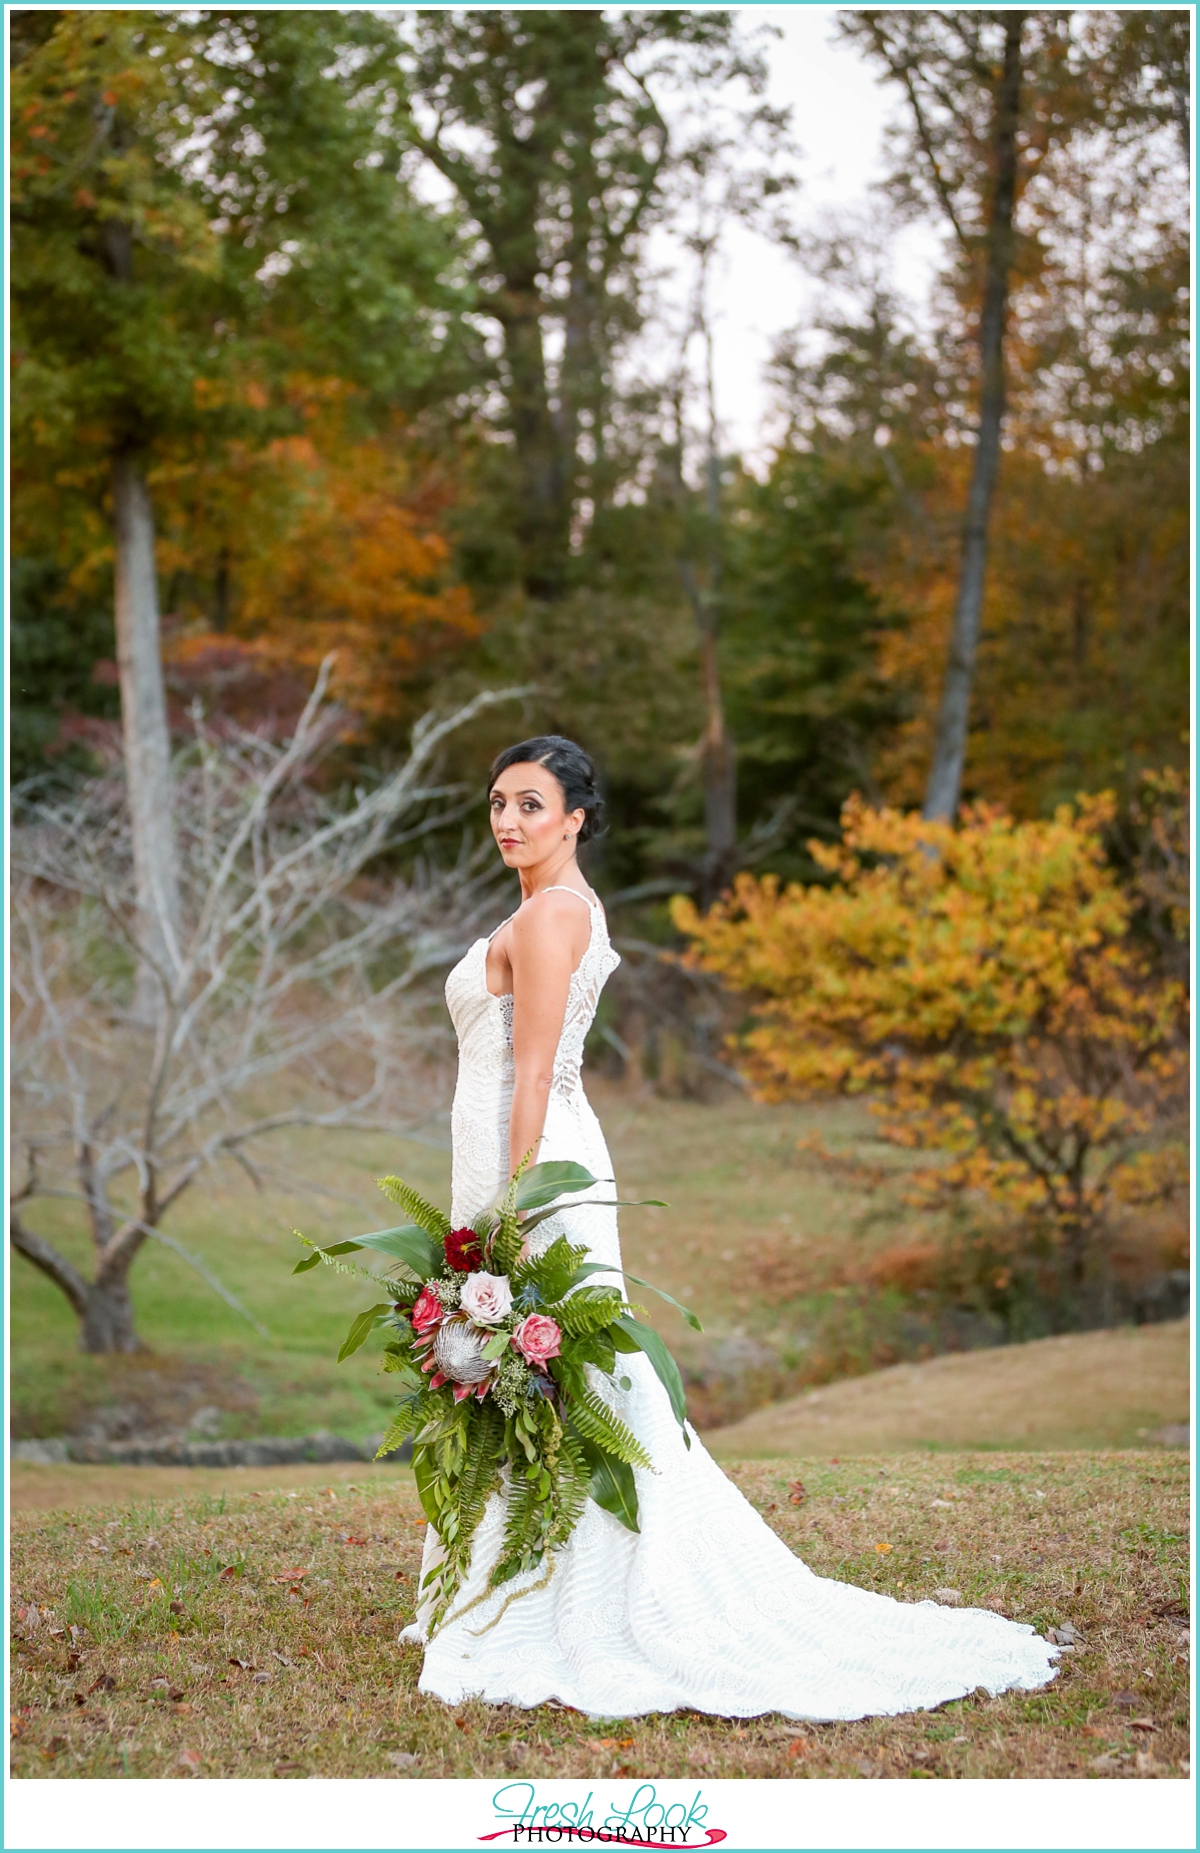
xmin=547 ymin=1426 xmax=591 ymax=1548
xmin=515 ymin=1236 xmax=588 ymax=1305
xmin=376 ymin=1176 xmax=450 ymax=1243
xmin=550 ymin=1287 xmax=626 ymax=1337
xmin=565 ymin=1385 xmax=652 ymax=1468
xmin=492 ymin=1473 xmax=545 ymax=1586
xmin=491 ymin=1209 xmax=523 ymax=1276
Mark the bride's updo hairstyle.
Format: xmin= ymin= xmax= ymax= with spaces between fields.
xmin=487 ymin=735 xmax=605 ymax=843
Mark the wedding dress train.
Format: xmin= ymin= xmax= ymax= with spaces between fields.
xmin=401 ymin=893 xmax=1059 ymax=1720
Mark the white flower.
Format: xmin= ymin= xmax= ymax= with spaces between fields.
xmin=433 ymin=1313 xmax=494 ymax=1385
xmin=458 ymin=1270 xmax=513 ymax=1325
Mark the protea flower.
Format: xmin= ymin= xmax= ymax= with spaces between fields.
xmin=432 ymin=1312 xmax=494 ymax=1387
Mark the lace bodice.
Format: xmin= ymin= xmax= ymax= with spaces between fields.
xmin=443 ymin=891 xmax=619 ymax=1229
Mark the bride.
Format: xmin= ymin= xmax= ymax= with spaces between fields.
xmin=401 ymin=734 xmax=1059 ymax=1720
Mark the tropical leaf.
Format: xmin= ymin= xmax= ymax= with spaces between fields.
xmin=411 ymin=1443 xmax=443 ymax=1527
xmin=337 ymin=1303 xmax=392 ymax=1363
xmin=352 ymin=1224 xmax=441 ymax=1279
xmin=515 ymin=1196 xmax=669 ymax=1241
xmin=568 ymin=1327 xmax=616 ymax=1374
xmin=292 ymin=1238 xmax=363 ymax=1274
xmin=565 ymin=1384 xmax=652 ymax=1468
xmin=376 ymin=1175 xmax=451 ymax=1243
xmin=573 ymin=1428 xmax=640 ymax=1533
xmin=611 ymin=1314 xmax=690 ymax=1442
xmin=620 ymin=1272 xmax=703 ymax=1332
xmin=513 ymin=1160 xmax=598 ymax=1213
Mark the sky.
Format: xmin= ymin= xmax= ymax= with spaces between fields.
xmin=660 ymin=3 xmax=945 ymax=460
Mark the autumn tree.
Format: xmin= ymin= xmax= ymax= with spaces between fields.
xmin=12 ymin=10 xmax=466 ymax=1003
xmin=676 ymin=796 xmax=1188 ymax=1316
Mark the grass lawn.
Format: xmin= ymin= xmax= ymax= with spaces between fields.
xmin=9 ymin=1088 xmax=903 ymax=1445
xmin=10 ymin=1451 xmax=1188 ymax=1781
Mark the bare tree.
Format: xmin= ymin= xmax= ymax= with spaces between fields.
xmin=11 ymin=669 xmax=522 ymax=1353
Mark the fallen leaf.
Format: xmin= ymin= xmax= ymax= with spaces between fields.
xmin=934 ymin=1588 xmax=963 ymax=1605
xmin=273 ymin=1761 xmax=305 ymax=1776
xmin=950 ymin=1734 xmax=968 ymax=1745
xmin=219 ymin=1565 xmax=241 ymax=1580
xmin=386 ymin=1750 xmax=419 ymax=1769
xmin=228 ymin=1657 xmax=254 ymax=1671
xmin=874 ymin=1542 xmax=892 ymax=1555
xmin=177 ymin=1747 xmax=202 ymax=1770
xmin=87 ymin=1671 xmax=117 ymax=1694
xmin=40 ymin=1737 xmax=67 ymax=1761
xmin=1130 ymin=1718 xmax=1158 ymax=1732
xmin=788 ymin=1481 xmax=807 ymax=1505
xmin=169 ymin=1602 xmax=186 ymax=1617
xmin=1112 ymin=1690 xmax=1140 ymax=1710
xmin=1090 ymin=1754 xmax=1124 ymax=1773
xmin=253 ymin=1671 xmax=271 ymax=1684
xmin=786 ymin=1737 xmax=810 ymax=1758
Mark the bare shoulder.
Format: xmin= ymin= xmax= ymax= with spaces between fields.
xmin=511 ymin=888 xmax=594 ymax=954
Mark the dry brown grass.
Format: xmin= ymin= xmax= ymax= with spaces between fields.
xmin=10 ymin=1451 xmax=1188 ymax=1781
xmin=705 ymin=1320 xmax=1191 ymax=1458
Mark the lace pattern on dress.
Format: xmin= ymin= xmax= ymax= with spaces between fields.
xmin=407 ymin=891 xmax=1062 ymax=1723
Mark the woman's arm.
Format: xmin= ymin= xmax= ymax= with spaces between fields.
xmin=507 ymin=895 xmax=587 ymax=1178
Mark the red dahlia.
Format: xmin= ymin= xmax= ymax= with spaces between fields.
xmin=444 ymin=1226 xmax=483 ymax=1272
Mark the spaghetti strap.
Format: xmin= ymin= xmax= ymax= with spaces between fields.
xmin=539 ymin=885 xmax=599 ymax=909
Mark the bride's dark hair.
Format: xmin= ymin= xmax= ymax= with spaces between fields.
xmin=488 ymin=735 xmax=605 ymax=843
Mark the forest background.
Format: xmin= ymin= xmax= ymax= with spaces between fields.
xmin=9 ymin=8 xmax=1191 ymax=1420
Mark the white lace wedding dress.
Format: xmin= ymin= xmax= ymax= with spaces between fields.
xmin=401 ymin=891 xmax=1060 ymax=1720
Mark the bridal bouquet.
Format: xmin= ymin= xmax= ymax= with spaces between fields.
xmin=293 ymin=1158 xmax=698 ymax=1630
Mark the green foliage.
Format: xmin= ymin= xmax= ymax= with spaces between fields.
xmin=722 ymin=452 xmax=908 ymax=878
xmin=550 ymin=1288 xmax=627 ymax=1338
xmin=513 ymin=1236 xmax=589 ymax=1307
xmin=337 ymin=1304 xmax=392 ymax=1365
xmin=559 ymin=1383 xmax=652 ymax=1469
xmin=10 ymin=558 xmax=119 ymax=784
xmin=375 ymin=1180 xmax=451 ymax=1246
xmin=574 ymin=1429 xmax=640 ymax=1534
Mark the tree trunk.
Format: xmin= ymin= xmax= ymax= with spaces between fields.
xmin=694 ymin=287 xmax=736 ymax=904
xmin=9 ymin=1210 xmax=146 ymax=1354
xmin=77 ymin=1276 xmax=144 ymax=1354
xmin=496 ymin=286 xmax=571 ymax=600
xmin=112 ymin=447 xmax=181 ymax=1016
xmin=922 ymin=14 xmax=1025 ymax=823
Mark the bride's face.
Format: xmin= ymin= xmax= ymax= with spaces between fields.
xmin=489 ymin=762 xmax=584 ymax=870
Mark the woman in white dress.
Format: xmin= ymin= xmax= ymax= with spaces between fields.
xmin=402 ymin=734 xmax=1059 ymax=1721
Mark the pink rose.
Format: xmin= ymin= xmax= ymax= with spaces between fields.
xmin=513 ymin=1313 xmax=562 ymax=1368
xmin=459 ymin=1271 xmax=513 ymax=1325
xmin=410 ymin=1283 xmax=443 ymax=1335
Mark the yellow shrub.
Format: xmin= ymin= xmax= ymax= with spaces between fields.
xmin=675 ymin=795 xmax=1188 ymax=1290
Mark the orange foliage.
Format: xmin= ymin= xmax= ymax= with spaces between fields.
xmin=155 ymin=387 xmax=477 ymax=729
xmin=675 ymin=794 xmax=1189 ymax=1290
